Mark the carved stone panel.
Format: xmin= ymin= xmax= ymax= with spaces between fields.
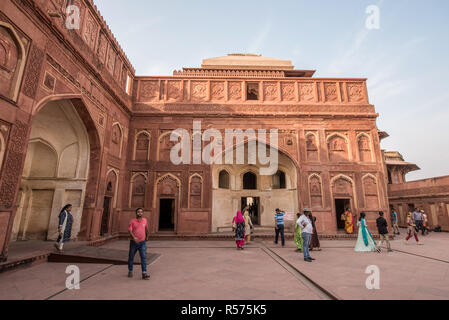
xmin=328 ymin=135 xmax=349 ymax=162
xmin=96 ymin=31 xmax=108 ymax=64
xmin=189 ymin=176 xmax=202 ymax=208
xmin=228 ymin=81 xmax=242 ymax=101
xmin=306 ymin=133 xmax=319 ymax=162
xmin=191 ymin=81 xmax=207 ymax=102
xmin=210 ymin=81 xmax=225 ymax=101
xmin=82 ymin=12 xmax=98 ymax=50
xmin=131 ymin=174 xmax=146 ymax=208
xmin=281 ymin=82 xmax=295 ymax=101
xmin=135 ymin=132 xmax=150 ymax=161
xmin=158 ymin=175 xmax=179 ymax=196
xmin=309 ymin=175 xmax=323 ymax=208
xmin=299 ymin=82 xmax=315 ymax=102
xmin=363 ymin=176 xmax=379 ymax=209
xmin=159 ymin=133 xmax=177 ymax=162
xmin=140 ymin=81 xmax=159 ymax=101
xmin=332 ymin=177 xmax=353 ymax=196
xmin=167 ymin=80 xmax=182 ymax=101
xmin=358 ymin=135 xmax=372 ymax=162
xmin=264 ymin=82 xmax=278 ymax=101
xmin=324 ymin=82 xmax=338 ymax=102
xmin=347 ymin=82 xmax=365 ymax=103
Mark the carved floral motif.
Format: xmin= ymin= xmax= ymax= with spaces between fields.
xmin=347 ymin=83 xmax=365 ymax=103
xmin=140 ymin=81 xmax=159 ymax=101
xmin=167 ymin=81 xmax=182 ymax=101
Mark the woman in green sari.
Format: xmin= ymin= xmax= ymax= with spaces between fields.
xmin=294 ymin=213 xmax=303 ymax=252
xmin=355 ymin=212 xmax=381 ymax=253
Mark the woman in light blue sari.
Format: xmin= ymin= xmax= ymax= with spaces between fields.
xmin=355 ymin=212 xmax=380 ymax=253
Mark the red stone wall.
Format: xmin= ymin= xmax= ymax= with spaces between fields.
xmin=389 ymin=176 xmax=449 ymax=231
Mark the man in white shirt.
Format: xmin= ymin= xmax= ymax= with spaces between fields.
xmin=297 ymin=208 xmax=315 ymax=262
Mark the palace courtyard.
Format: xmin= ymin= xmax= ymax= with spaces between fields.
xmin=1 ymin=232 xmax=448 ymax=300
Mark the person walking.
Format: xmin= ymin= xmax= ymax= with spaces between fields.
xmin=307 ymin=209 xmax=321 ymax=251
xmin=355 ymin=212 xmax=380 ymax=253
xmin=294 ymin=213 xmax=303 ymax=252
xmin=54 ymin=204 xmax=74 ymax=253
xmin=128 ymin=208 xmax=150 ymax=280
xmin=297 ymin=210 xmax=315 ymax=262
xmin=422 ymin=210 xmax=430 ymax=235
xmin=391 ymin=209 xmax=400 ymax=235
xmin=376 ymin=212 xmax=393 ymax=252
xmin=413 ymin=209 xmax=424 ymax=235
xmin=345 ymin=209 xmax=355 ymax=234
xmin=274 ymin=208 xmax=285 ymax=247
xmin=404 ymin=212 xmax=423 ymax=245
xmin=243 ymin=209 xmax=253 ymax=244
xmin=232 ymin=210 xmax=246 ymax=250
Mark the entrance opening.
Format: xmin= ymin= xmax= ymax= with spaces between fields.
xmin=159 ymin=199 xmax=175 ymax=231
xmin=335 ymin=199 xmax=351 ymax=230
xmin=101 ymin=197 xmax=111 ymax=236
xmin=241 ymin=197 xmax=260 ymax=225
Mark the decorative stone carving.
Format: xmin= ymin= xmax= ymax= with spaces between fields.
xmin=97 ymin=32 xmax=108 ymax=64
xmin=228 ymin=81 xmax=242 ymax=101
xmin=140 ymin=81 xmax=159 ymax=101
xmin=264 ymin=82 xmax=278 ymax=101
xmin=281 ymin=82 xmax=295 ymax=101
xmin=306 ymin=133 xmax=319 ymax=162
xmin=43 ymin=72 xmax=56 ymax=91
xmin=131 ymin=174 xmax=146 ymax=208
xmin=363 ymin=176 xmax=379 ymax=209
xmin=309 ymin=175 xmax=323 ymax=208
xmin=324 ymin=82 xmax=338 ymax=102
xmin=0 ymin=120 xmax=28 ymax=208
xmin=23 ymin=44 xmax=44 ymax=99
xmin=347 ymin=82 xmax=365 ymax=103
xmin=333 ymin=177 xmax=353 ymax=196
xmin=191 ymin=81 xmax=207 ymax=101
xmin=358 ymin=135 xmax=372 ymax=162
xmin=167 ymin=80 xmax=182 ymax=101
xmin=135 ymin=132 xmax=150 ymax=161
xmin=106 ymin=46 xmax=115 ymax=75
xmin=159 ymin=133 xmax=176 ymax=162
xmin=82 ymin=12 xmax=98 ymax=50
xmin=328 ymin=135 xmax=349 ymax=162
xmin=189 ymin=175 xmax=202 ymax=208
xmin=158 ymin=175 xmax=179 ymax=196
xmin=299 ymin=82 xmax=315 ymax=102
xmin=210 ymin=81 xmax=225 ymax=101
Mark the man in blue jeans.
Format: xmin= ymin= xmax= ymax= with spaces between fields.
xmin=274 ymin=208 xmax=286 ymax=247
xmin=128 ymin=208 xmax=150 ymax=280
xmin=297 ymin=209 xmax=315 ymax=262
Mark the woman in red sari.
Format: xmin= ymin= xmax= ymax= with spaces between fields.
xmin=232 ymin=210 xmax=246 ymax=250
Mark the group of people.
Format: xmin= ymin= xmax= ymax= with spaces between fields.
xmin=231 ymin=206 xmax=254 ymax=250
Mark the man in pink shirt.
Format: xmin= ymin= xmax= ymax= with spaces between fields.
xmin=128 ymin=208 xmax=150 ymax=280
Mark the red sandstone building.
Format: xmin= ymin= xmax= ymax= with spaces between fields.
xmin=0 ymin=0 xmax=447 ymax=262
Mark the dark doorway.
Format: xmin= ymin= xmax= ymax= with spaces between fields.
xmin=159 ymin=199 xmax=175 ymax=231
xmin=101 ymin=197 xmax=112 ymax=236
xmin=335 ymin=199 xmax=351 ymax=230
xmin=241 ymin=197 xmax=260 ymax=225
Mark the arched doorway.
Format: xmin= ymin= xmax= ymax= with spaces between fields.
xmin=11 ymin=98 xmax=97 ymax=242
xmin=212 ymin=142 xmax=299 ymax=232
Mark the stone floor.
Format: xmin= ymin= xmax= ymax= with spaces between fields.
xmin=0 ymin=232 xmax=448 ymax=300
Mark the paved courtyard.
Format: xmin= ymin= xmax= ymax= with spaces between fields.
xmin=1 ymin=232 xmax=449 ymax=300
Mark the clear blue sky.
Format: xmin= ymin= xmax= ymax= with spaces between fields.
xmin=95 ymin=0 xmax=449 ymax=181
